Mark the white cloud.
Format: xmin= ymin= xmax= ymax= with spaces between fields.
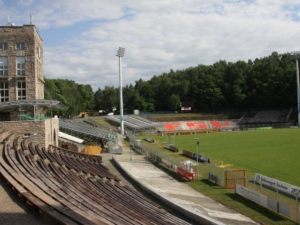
xmin=1 ymin=0 xmax=300 ymax=90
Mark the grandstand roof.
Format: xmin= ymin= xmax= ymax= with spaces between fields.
xmin=59 ymin=131 xmax=84 ymax=143
xmin=0 ymin=99 xmax=68 ymax=112
xmin=59 ymin=120 xmax=118 ymax=143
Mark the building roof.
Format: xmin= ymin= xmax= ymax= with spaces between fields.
xmin=0 ymin=99 xmax=68 ymax=112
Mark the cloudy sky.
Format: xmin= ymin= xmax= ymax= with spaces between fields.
xmin=1 ymin=0 xmax=300 ymax=91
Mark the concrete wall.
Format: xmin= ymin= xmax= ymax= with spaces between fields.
xmin=0 ymin=118 xmax=58 ymax=147
xmin=44 ymin=117 xmax=59 ymax=147
xmin=58 ymin=139 xmax=81 ymax=152
xmin=112 ymin=157 xmax=224 ymax=225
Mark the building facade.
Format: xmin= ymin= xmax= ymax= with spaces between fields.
xmin=0 ymin=23 xmax=62 ymax=147
xmin=0 ymin=117 xmax=59 ymax=147
xmin=0 ymin=24 xmax=44 ymax=102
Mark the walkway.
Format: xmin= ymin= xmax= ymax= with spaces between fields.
xmin=112 ymin=138 xmax=258 ymax=225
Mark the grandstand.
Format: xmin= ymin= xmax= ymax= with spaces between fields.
xmin=0 ymin=132 xmax=194 ymax=225
xmin=106 ymin=109 xmax=293 ymax=133
xmin=105 ymin=115 xmax=158 ymax=132
xmin=156 ymin=120 xmax=239 ymax=132
xmin=59 ymin=120 xmax=118 ymax=144
xmin=105 ymin=115 xmax=242 ymax=133
xmin=249 ymin=110 xmax=280 ymax=123
xmin=239 ymin=109 xmax=293 ymax=125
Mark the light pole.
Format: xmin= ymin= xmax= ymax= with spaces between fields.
xmin=291 ymin=51 xmax=300 ymax=127
xmin=116 ymin=47 xmax=125 ymax=135
xmin=194 ymin=137 xmax=199 ymax=180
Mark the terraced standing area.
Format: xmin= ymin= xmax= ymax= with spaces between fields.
xmin=0 ymin=134 xmax=195 ymax=225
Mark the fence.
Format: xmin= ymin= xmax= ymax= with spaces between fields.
xmin=127 ymin=131 xmax=300 ymax=223
xmin=204 ymin=162 xmax=300 ymax=223
xmin=127 ymin=131 xmax=199 ymax=181
xmin=235 ymin=175 xmax=300 ymax=223
xmin=238 ymin=122 xmax=293 ymax=130
xmin=127 ymin=131 xmax=236 ymax=183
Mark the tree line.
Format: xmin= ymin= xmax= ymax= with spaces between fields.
xmin=45 ymin=52 xmax=298 ymax=117
xmin=44 ymin=79 xmax=95 ymax=117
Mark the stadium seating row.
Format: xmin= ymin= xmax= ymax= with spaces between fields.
xmin=0 ymin=133 xmax=192 ymax=225
xmin=106 ymin=111 xmax=293 ymax=133
xmin=161 ymin=121 xmax=237 ymax=131
xmin=108 ymin=109 xmax=293 ymax=133
xmin=239 ymin=109 xmax=293 ymax=124
xmin=249 ymin=110 xmax=280 ymax=123
xmin=105 ymin=115 xmax=157 ymax=131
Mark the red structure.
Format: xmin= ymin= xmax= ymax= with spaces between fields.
xmin=164 ymin=123 xmax=180 ymax=130
xmin=177 ymin=160 xmax=196 ymax=181
xmin=210 ymin=121 xmax=230 ymax=128
xmin=186 ymin=122 xmax=207 ymax=129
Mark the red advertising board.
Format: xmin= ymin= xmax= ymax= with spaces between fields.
xmin=186 ymin=122 xmax=207 ymax=129
xmin=164 ymin=123 xmax=181 ymax=130
xmin=210 ymin=121 xmax=230 ymax=128
xmin=177 ymin=167 xmax=194 ymax=181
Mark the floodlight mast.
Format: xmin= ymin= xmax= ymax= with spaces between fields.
xmin=194 ymin=138 xmax=199 ymax=180
xmin=291 ymin=51 xmax=300 ymax=127
xmin=116 ymin=47 xmax=125 ymax=135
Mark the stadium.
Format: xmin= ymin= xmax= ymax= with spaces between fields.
xmin=0 ymin=22 xmax=300 ymax=225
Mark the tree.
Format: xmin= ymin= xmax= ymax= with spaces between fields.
xmin=124 ymin=85 xmax=142 ymax=111
xmin=78 ymin=84 xmax=94 ymax=111
xmin=99 ymin=86 xmax=119 ymax=112
xmin=47 ymin=51 xmax=298 ymax=115
xmin=94 ymin=88 xmax=103 ymax=111
xmin=135 ymin=79 xmax=156 ymax=111
xmin=45 ymin=79 xmax=95 ymax=117
xmin=167 ymin=94 xmax=180 ymax=110
xmin=150 ymin=74 xmax=173 ymax=110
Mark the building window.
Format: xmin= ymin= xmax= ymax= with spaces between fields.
xmin=0 ymin=43 xmax=7 ymax=49
xmin=37 ymin=47 xmax=41 ymax=58
xmin=18 ymin=81 xmax=26 ymax=100
xmin=0 ymin=82 xmax=8 ymax=102
xmin=62 ymin=145 xmax=68 ymax=150
xmin=16 ymin=57 xmax=25 ymax=75
xmin=23 ymin=133 xmax=31 ymax=138
xmin=0 ymin=57 xmax=8 ymax=76
xmin=16 ymin=42 xmax=25 ymax=50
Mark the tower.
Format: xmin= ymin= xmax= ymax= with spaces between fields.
xmin=0 ymin=24 xmax=44 ymax=100
xmin=0 ymin=22 xmax=66 ymax=147
xmin=0 ymin=24 xmax=47 ymax=121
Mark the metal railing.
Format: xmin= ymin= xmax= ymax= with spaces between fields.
xmin=235 ymin=175 xmax=300 ymax=223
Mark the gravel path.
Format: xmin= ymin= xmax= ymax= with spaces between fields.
xmin=0 ymin=176 xmax=56 ymax=225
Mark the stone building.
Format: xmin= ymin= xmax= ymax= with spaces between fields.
xmin=0 ymin=23 xmax=66 ymax=147
xmin=0 ymin=24 xmax=44 ymax=101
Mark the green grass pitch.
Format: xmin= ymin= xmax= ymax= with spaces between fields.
xmin=150 ymin=128 xmax=300 ymax=186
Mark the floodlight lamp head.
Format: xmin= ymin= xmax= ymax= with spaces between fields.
xmin=116 ymin=47 xmax=125 ymax=57
xmin=291 ymin=51 xmax=300 ymax=59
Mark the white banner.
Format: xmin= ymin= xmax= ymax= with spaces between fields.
xmin=254 ymin=173 xmax=300 ymax=197
xmin=236 ymin=184 xmax=268 ymax=207
xmin=181 ymin=107 xmax=191 ymax=111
